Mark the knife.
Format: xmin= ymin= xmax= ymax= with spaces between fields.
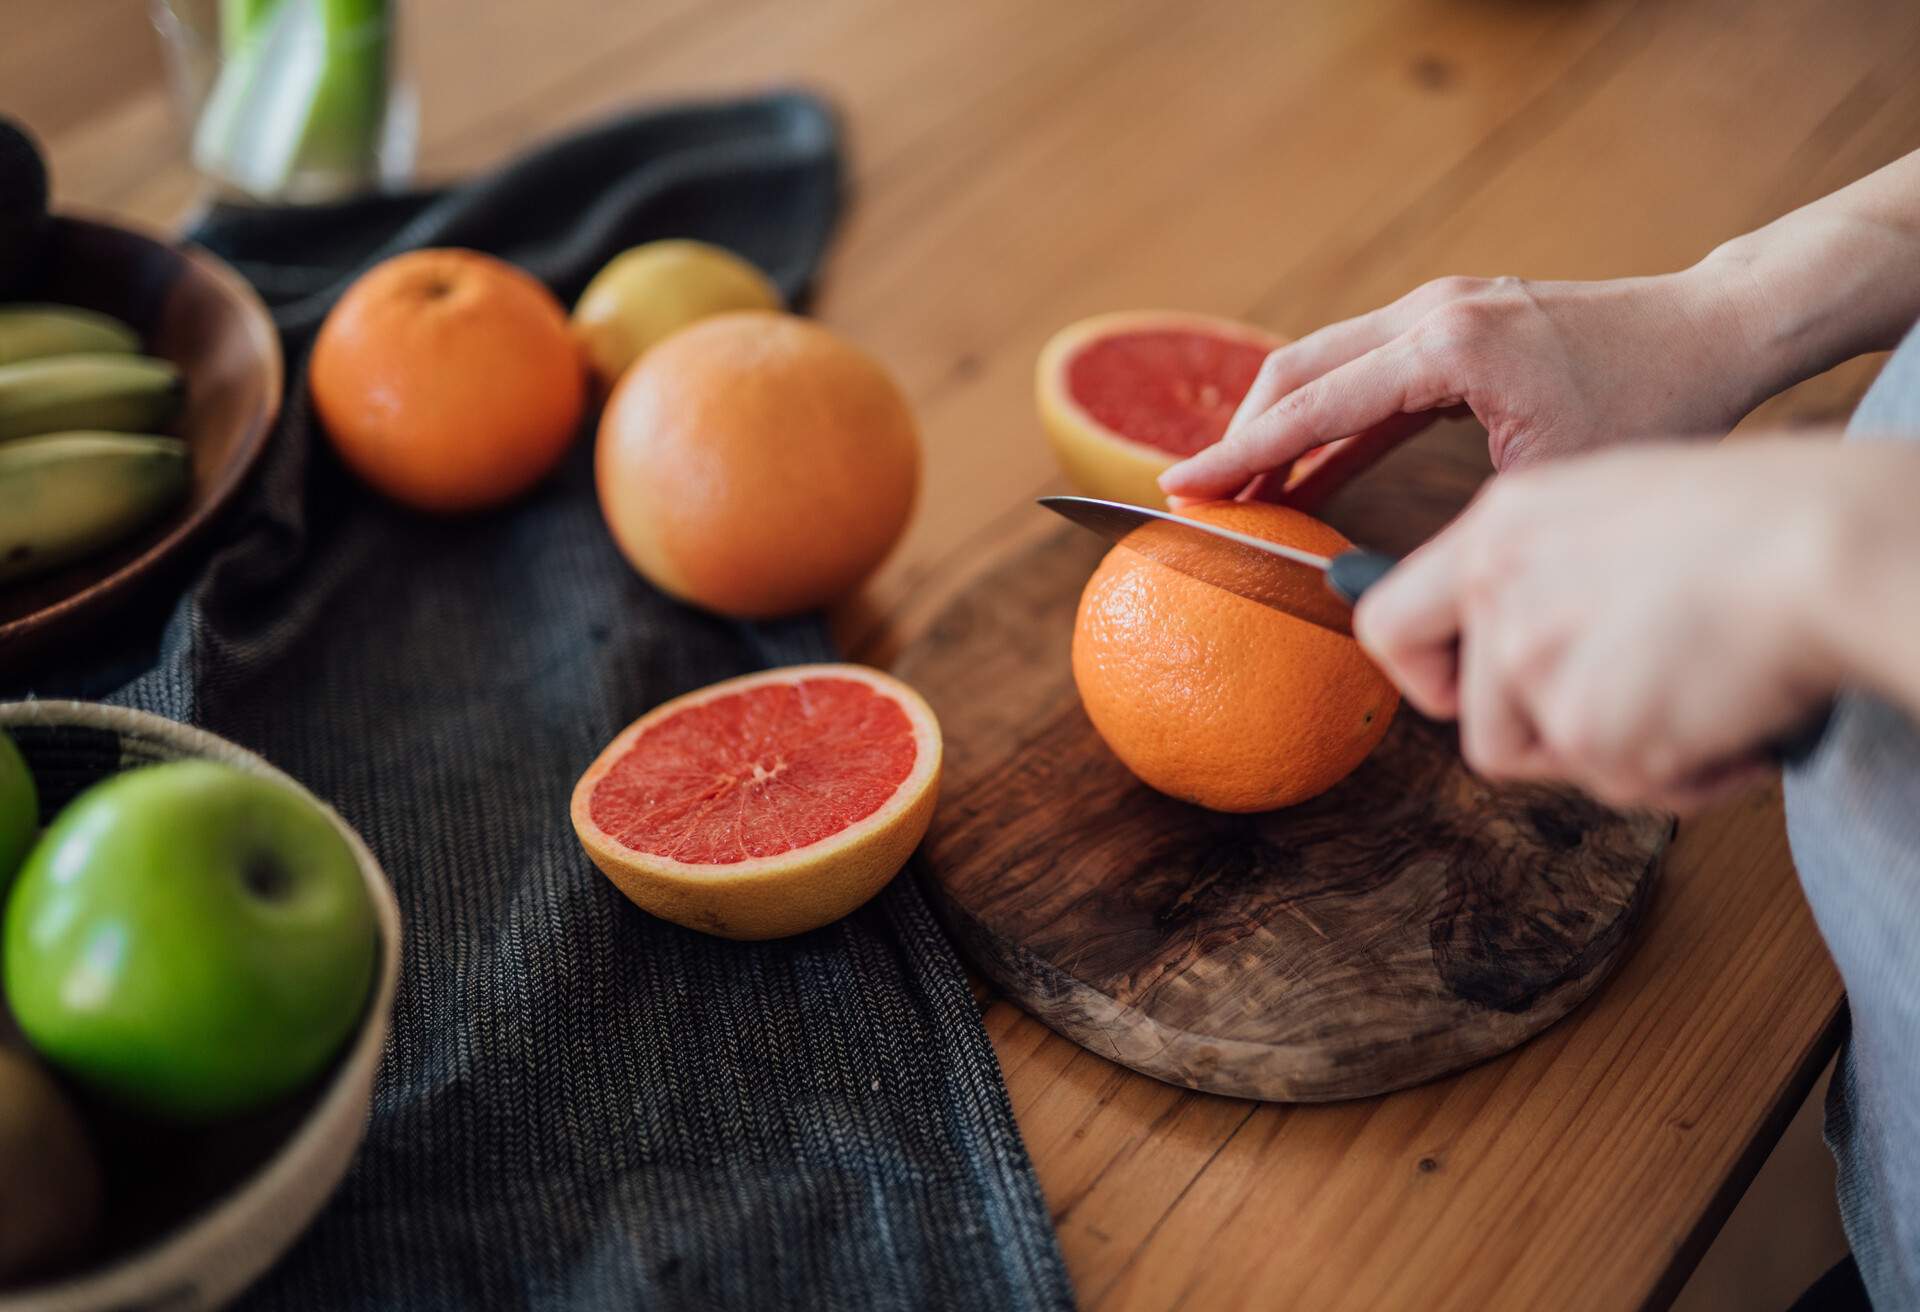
xmin=1037 ymin=495 xmax=1396 ymax=637
xmin=1038 ymin=494 xmax=1830 ymax=766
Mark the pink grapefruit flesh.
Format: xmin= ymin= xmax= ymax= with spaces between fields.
xmin=586 ymin=676 xmax=918 ymax=863
xmin=570 ymin=663 xmax=942 ymax=940
xmin=1064 ymin=328 xmax=1271 ymax=458
xmin=1037 ymin=310 xmax=1285 ymax=508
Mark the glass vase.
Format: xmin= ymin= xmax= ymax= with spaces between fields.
xmin=152 ymin=0 xmax=417 ymax=205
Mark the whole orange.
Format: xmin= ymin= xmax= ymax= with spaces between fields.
xmin=595 ymin=312 xmax=919 ymax=618
xmin=310 ymin=248 xmax=584 ymax=512
xmin=1072 ymin=501 xmax=1398 ymax=812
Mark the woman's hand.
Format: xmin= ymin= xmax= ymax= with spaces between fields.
xmin=1162 ymin=145 xmax=1920 ymax=502
xmin=1161 ymin=268 xmax=1769 ymax=502
xmin=1351 ymin=437 xmax=1920 ymax=812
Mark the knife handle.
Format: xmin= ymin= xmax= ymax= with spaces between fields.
xmin=1325 ymin=550 xmax=1398 ymax=606
xmin=1324 ymin=548 xmax=1832 ymax=767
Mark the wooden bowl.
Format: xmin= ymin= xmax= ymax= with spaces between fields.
xmin=0 ymin=216 xmax=282 ymax=676
xmin=0 ymin=702 xmax=401 ymax=1312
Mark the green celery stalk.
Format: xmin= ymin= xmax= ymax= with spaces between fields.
xmin=218 ymin=0 xmax=284 ymax=57
xmin=284 ymin=0 xmax=390 ymax=185
xmin=192 ymin=0 xmax=390 ymax=200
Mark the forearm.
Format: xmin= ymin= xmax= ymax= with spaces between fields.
xmin=1800 ymin=441 xmax=1920 ymax=718
xmin=1695 ymin=149 xmax=1920 ymax=406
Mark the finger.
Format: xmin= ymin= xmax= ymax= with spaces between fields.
xmin=1224 ymin=307 xmax=1412 ymax=436
xmin=1171 ymin=472 xmax=1293 ymax=505
xmin=1238 ymin=470 xmax=1290 ymax=504
xmin=1160 ymin=337 xmax=1446 ymax=500
xmin=1353 ymin=528 xmax=1472 ymax=719
xmin=1456 ymin=631 xmax=1547 ymax=780
xmin=1249 ymin=408 xmax=1453 ymax=510
xmin=1379 ymin=637 xmax=1460 ymax=720
xmin=1172 ymin=473 xmax=1278 ymax=505
xmin=1223 ymin=279 xmax=1481 ymax=438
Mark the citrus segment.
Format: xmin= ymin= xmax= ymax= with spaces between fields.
xmin=1038 ymin=310 xmax=1284 ymax=508
xmin=570 ymin=664 xmax=942 ymax=940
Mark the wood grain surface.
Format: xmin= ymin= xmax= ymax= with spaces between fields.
xmin=22 ymin=0 xmax=1916 ymax=1305
xmin=900 ymin=520 xmax=1669 ymax=1101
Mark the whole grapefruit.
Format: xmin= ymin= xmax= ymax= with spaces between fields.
xmin=595 ymin=312 xmax=919 ymax=618
xmin=1072 ymin=501 xmax=1398 ymax=812
xmin=311 ymin=248 xmax=585 ymax=513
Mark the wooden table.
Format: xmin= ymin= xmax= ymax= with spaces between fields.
xmin=26 ymin=0 xmax=1918 ymax=1305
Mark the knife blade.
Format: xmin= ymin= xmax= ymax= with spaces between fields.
xmin=1037 ymin=495 xmax=1397 ymax=636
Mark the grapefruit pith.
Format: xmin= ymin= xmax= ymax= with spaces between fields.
xmin=1037 ymin=311 xmax=1283 ymax=508
xmin=570 ymin=664 xmax=942 ymax=940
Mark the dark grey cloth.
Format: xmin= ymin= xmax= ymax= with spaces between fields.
xmin=53 ymin=94 xmax=1071 ymax=1310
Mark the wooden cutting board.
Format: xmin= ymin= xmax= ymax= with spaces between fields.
xmin=894 ymin=425 xmax=1671 ymax=1101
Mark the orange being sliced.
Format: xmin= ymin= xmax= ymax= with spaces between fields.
xmin=1073 ymin=500 xmax=1398 ymax=812
xmin=569 ymin=663 xmax=942 ymax=940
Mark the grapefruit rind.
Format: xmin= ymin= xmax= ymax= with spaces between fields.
xmin=1036 ymin=310 xmax=1285 ymax=509
xmin=569 ymin=663 xmax=942 ymax=940
xmin=595 ymin=312 xmax=921 ymax=620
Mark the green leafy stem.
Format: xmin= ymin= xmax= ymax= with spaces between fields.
xmin=193 ymin=0 xmax=391 ymax=200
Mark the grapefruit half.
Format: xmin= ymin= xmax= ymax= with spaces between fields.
xmin=1037 ymin=310 xmax=1284 ymax=507
xmin=570 ymin=663 xmax=942 ymax=940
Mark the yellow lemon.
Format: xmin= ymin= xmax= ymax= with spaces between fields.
xmin=571 ymin=239 xmax=782 ymax=391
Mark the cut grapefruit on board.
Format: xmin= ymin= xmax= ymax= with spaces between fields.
xmin=1037 ymin=310 xmax=1283 ymax=508
xmin=570 ymin=663 xmax=942 ymax=940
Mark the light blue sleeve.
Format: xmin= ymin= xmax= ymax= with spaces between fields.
xmin=1783 ymin=321 xmax=1920 ymax=1310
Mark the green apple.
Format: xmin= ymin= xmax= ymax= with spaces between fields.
xmin=4 ymin=760 xmax=377 ymax=1122
xmin=0 ymin=730 xmax=35 ymax=882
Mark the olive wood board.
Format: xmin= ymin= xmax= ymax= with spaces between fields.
xmin=896 ymin=447 xmax=1670 ymax=1102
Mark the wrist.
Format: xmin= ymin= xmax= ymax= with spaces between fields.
xmin=1695 ymin=212 xmax=1920 ymax=402
xmin=1686 ymin=232 xmax=1818 ymax=417
xmin=1664 ymin=251 xmax=1795 ymax=428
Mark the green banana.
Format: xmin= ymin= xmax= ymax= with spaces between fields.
xmin=0 ymin=304 xmax=140 ymax=366
xmin=0 ymin=432 xmax=189 ymax=584
xmin=0 ymin=354 xmax=182 ymax=442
